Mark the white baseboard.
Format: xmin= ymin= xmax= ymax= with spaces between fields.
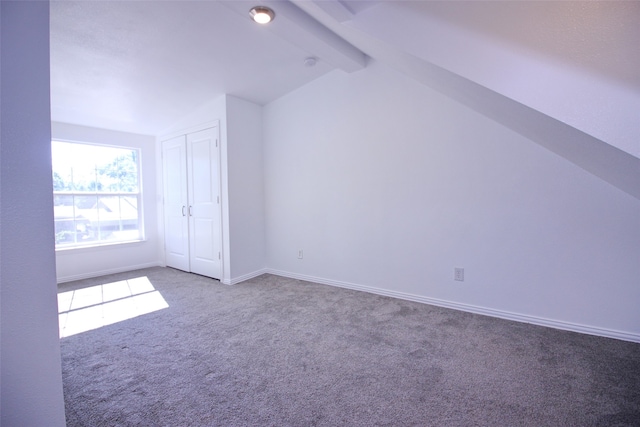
xmin=56 ymin=262 xmax=164 ymax=284
xmin=222 ymin=268 xmax=269 ymax=285
xmin=265 ymin=269 xmax=640 ymax=344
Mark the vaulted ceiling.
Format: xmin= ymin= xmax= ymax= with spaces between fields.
xmin=50 ymin=0 xmax=640 ymax=198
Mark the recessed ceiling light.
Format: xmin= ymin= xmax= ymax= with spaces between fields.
xmin=250 ymin=6 xmax=275 ymax=24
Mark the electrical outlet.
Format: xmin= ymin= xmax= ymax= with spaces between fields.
xmin=454 ymin=267 xmax=464 ymax=281
xmin=298 ymin=250 xmax=303 ymax=259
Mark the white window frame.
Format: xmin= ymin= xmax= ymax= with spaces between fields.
xmin=52 ymin=139 xmax=145 ymax=250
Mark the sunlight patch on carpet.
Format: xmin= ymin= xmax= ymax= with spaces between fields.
xmin=58 ymin=276 xmax=169 ymax=338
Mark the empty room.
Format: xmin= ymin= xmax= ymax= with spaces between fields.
xmin=1 ymin=1 xmax=639 ymax=426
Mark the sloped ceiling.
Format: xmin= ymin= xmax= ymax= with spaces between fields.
xmin=297 ymin=0 xmax=640 ymax=199
xmin=50 ymin=0 xmax=639 ymax=199
xmin=336 ymin=1 xmax=640 ymax=158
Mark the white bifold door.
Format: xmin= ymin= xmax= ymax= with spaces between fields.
xmin=162 ymin=126 xmax=222 ymax=279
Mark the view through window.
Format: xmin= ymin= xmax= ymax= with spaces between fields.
xmin=52 ymin=140 xmax=143 ymax=248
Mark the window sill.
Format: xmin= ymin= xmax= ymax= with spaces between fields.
xmin=55 ymin=239 xmax=147 ymax=253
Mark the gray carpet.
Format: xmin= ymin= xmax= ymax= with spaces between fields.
xmin=59 ymin=267 xmax=640 ymax=426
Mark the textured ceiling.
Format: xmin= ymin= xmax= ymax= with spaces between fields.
xmin=50 ymin=0 xmax=639 ymax=197
xmin=50 ymin=0 xmax=344 ymax=135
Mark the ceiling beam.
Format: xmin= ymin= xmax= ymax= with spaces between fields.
xmin=291 ymin=0 xmax=355 ymax=23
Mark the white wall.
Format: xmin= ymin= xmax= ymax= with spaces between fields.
xmin=52 ymin=122 xmax=161 ymax=282
xmin=225 ymin=96 xmax=265 ymax=282
xmin=263 ymin=61 xmax=640 ymax=341
xmin=0 ymin=2 xmax=67 ymax=425
xmin=158 ymin=95 xmax=265 ymax=284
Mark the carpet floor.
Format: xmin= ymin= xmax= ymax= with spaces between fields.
xmin=59 ymin=267 xmax=640 ymax=426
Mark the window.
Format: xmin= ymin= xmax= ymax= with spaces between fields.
xmin=52 ymin=141 xmax=143 ymax=249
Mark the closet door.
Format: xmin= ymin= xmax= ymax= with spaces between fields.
xmin=186 ymin=126 xmax=222 ymax=279
xmin=162 ymin=135 xmax=190 ymax=272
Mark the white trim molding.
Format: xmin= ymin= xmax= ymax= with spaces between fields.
xmin=265 ymin=269 xmax=640 ymax=344
xmin=223 ymin=268 xmax=269 ymax=286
